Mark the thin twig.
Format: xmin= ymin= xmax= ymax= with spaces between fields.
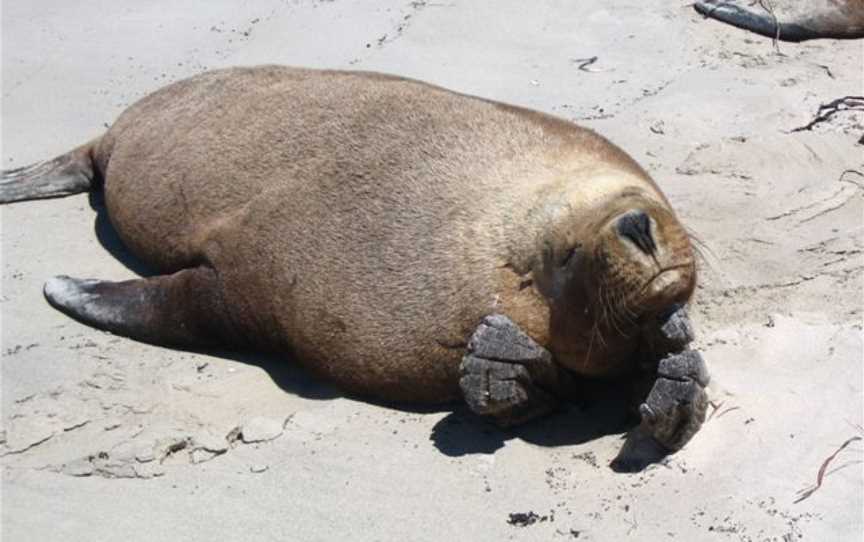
xmin=814 ymin=64 xmax=835 ymax=79
xmin=794 ymin=436 xmax=863 ymax=504
xmin=791 ymin=96 xmax=864 ymax=133
xmin=823 ymin=460 xmax=864 ymax=478
xmin=716 ymin=406 xmax=741 ymax=419
xmin=707 ymin=400 xmax=725 ymax=422
xmin=571 ymin=56 xmax=605 ymax=73
xmin=838 ymin=170 xmax=864 ymax=191
xmin=757 ymin=0 xmax=781 ymax=52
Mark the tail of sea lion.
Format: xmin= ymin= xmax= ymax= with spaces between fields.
xmin=3 ymin=137 xmax=243 ymax=350
xmin=0 ymin=140 xmax=99 ymax=204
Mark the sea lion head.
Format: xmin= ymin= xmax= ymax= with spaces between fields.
xmin=583 ymin=196 xmax=696 ymax=322
xmin=533 ymin=187 xmax=696 ymax=375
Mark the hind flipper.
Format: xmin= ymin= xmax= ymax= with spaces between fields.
xmin=44 ymin=267 xmax=243 ymax=349
xmin=1 ymin=142 xmax=97 ymax=204
xmin=694 ymin=0 xmax=864 ymax=42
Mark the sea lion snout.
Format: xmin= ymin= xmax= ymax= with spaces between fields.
xmin=615 ymin=209 xmax=656 ymax=256
xmin=640 ymin=263 xmax=695 ymax=314
xmin=586 ymin=203 xmax=696 ymax=327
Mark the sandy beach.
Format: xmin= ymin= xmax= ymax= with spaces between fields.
xmin=2 ymin=1 xmax=862 ymax=540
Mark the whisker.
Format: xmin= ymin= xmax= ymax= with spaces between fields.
xmin=583 ymin=320 xmax=596 ymax=370
xmin=605 ymin=289 xmax=629 ymax=337
xmin=612 ymin=284 xmax=635 ymax=320
xmin=594 ymin=319 xmax=608 ymax=348
xmin=685 ymin=226 xmax=719 ymax=273
xmin=606 ymin=288 xmax=625 ymax=333
xmin=597 ymin=283 xmax=612 ymax=326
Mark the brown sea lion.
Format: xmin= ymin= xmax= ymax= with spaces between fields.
xmin=1 ymin=66 xmax=708 ymax=457
xmin=694 ymin=0 xmax=864 ymax=41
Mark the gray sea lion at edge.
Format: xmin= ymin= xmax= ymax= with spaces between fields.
xmin=694 ymin=0 xmax=864 ymax=41
xmin=1 ymin=66 xmax=709 ymax=458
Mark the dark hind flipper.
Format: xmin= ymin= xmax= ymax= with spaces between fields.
xmin=693 ymin=0 xmax=864 ymax=42
xmin=694 ymin=0 xmax=864 ymax=42
xmin=1 ymin=141 xmax=97 ymax=204
xmin=44 ymin=267 xmax=243 ymax=349
xmin=694 ymin=1 xmax=797 ymax=41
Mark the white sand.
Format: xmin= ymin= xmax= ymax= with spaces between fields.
xmin=2 ymin=1 xmax=862 ymax=540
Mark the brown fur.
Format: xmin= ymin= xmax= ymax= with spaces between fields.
xmin=788 ymin=0 xmax=864 ymax=36
xmin=77 ymin=66 xmax=693 ymax=402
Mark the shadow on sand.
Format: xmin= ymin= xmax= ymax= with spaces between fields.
xmin=429 ymin=380 xmax=636 ymax=459
xmin=90 ymin=190 xmax=155 ymax=277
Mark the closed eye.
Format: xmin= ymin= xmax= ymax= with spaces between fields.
xmin=560 ymin=245 xmax=582 ymax=267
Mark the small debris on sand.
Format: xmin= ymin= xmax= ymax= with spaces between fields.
xmin=239 ymin=417 xmax=284 ymax=444
xmin=572 ymin=451 xmax=599 ymax=468
xmin=507 ymin=511 xmax=553 ymax=527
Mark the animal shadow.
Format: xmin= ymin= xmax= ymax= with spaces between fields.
xmin=89 ymin=190 xmax=155 ymax=277
xmin=215 ymin=349 xmax=343 ymax=401
xmin=431 ymin=380 xmax=637 ymax=458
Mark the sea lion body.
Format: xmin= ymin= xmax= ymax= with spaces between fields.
xmin=4 ymin=66 xmax=696 ymax=405
xmin=695 ymin=0 xmax=864 ymax=41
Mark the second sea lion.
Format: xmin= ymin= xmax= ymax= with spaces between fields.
xmin=695 ymin=0 xmax=864 ymax=41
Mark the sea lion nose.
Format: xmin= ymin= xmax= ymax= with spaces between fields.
xmin=616 ymin=210 xmax=656 ymax=255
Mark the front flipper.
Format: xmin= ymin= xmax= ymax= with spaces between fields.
xmin=614 ymin=304 xmax=710 ymax=471
xmin=459 ymin=314 xmax=561 ymax=427
xmin=638 ymin=349 xmax=710 ymax=451
xmin=44 ymin=267 xmax=242 ymax=349
xmin=637 ymin=306 xmax=710 ymax=452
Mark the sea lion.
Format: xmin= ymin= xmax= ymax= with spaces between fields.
xmin=1 ymin=66 xmax=708 ymax=455
xmin=694 ymin=0 xmax=864 ymax=42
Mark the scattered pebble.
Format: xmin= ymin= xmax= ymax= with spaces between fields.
xmin=135 ymin=445 xmax=156 ymax=463
xmin=61 ymin=457 xmax=95 ymax=477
